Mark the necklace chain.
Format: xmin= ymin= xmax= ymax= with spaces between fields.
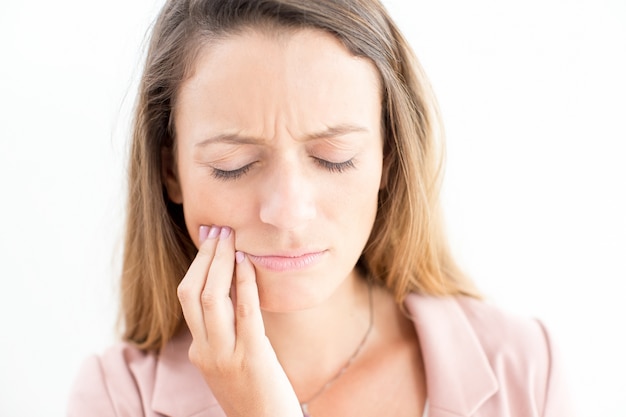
xmin=300 ymin=282 xmax=374 ymax=417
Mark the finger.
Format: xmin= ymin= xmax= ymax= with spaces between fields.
xmin=233 ymin=251 xmax=265 ymax=352
xmin=178 ymin=225 xmax=220 ymax=339
xmin=202 ymin=226 xmax=237 ymax=350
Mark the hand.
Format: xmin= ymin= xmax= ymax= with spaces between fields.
xmin=177 ymin=225 xmax=302 ymax=417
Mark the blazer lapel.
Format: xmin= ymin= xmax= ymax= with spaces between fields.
xmin=150 ymin=295 xmax=498 ymax=416
xmin=151 ymin=328 xmax=225 ymax=417
xmin=405 ymin=294 xmax=499 ymax=417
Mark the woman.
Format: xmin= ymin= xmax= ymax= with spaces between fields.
xmin=68 ymin=0 xmax=574 ymax=416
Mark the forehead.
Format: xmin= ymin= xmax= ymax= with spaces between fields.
xmin=174 ymin=27 xmax=382 ymax=139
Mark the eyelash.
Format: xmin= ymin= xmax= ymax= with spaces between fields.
xmin=312 ymin=157 xmax=355 ymax=173
xmin=211 ymin=158 xmax=355 ymax=181
xmin=211 ymin=164 xmax=253 ymax=181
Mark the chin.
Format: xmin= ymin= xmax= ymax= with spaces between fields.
xmin=254 ymin=271 xmax=331 ymax=313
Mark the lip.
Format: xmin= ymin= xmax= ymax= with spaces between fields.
xmin=247 ymin=251 xmax=327 ymax=272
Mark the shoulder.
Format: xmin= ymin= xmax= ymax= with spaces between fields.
xmin=456 ymin=296 xmax=576 ymax=416
xmin=456 ymin=296 xmax=551 ymax=360
xmin=406 ymin=293 xmax=550 ymax=361
xmin=67 ymin=341 xmax=159 ymax=417
xmin=404 ymin=294 xmax=575 ymax=416
xmin=67 ymin=329 xmax=221 ymax=417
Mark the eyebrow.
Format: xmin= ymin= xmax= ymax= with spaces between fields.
xmin=194 ymin=123 xmax=369 ymax=148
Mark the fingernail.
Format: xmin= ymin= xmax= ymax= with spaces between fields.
xmin=199 ymin=225 xmax=210 ymax=243
xmin=208 ymin=225 xmax=221 ymax=239
xmin=219 ymin=226 xmax=231 ymax=239
xmin=235 ymin=251 xmax=245 ymax=264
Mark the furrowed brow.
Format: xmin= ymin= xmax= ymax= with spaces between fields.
xmin=304 ymin=124 xmax=369 ymax=141
xmin=195 ymin=123 xmax=369 ymax=147
xmin=195 ymin=133 xmax=261 ymax=148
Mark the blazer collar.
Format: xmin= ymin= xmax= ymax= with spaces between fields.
xmin=151 ymin=295 xmax=498 ymax=417
xmin=405 ymin=294 xmax=499 ymax=416
xmin=152 ymin=328 xmax=223 ymax=417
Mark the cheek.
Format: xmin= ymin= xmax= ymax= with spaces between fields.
xmin=351 ymin=157 xmax=383 ymax=202
xmin=326 ymin=165 xmax=382 ymax=230
xmin=180 ymin=177 xmax=255 ymax=243
xmin=354 ymin=164 xmax=384 ymax=227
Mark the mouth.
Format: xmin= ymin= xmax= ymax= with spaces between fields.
xmin=247 ymin=251 xmax=327 ymax=272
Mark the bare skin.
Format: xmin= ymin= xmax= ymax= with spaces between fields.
xmin=170 ymin=28 xmax=427 ymax=417
xmin=178 ymin=228 xmax=426 ymax=417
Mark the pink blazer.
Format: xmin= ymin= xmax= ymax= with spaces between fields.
xmin=67 ymin=295 xmax=576 ymax=416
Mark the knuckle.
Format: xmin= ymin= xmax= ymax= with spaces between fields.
xmin=189 ymin=343 xmax=250 ymax=378
xmin=198 ymin=243 xmax=214 ymax=256
xmin=189 ymin=343 xmax=229 ymax=374
xmin=236 ymin=301 xmax=256 ymax=318
xmin=177 ymin=281 xmax=192 ymax=303
xmin=212 ymin=355 xmax=233 ymax=375
xmin=213 ymin=353 xmax=246 ymax=377
xmin=200 ymin=291 xmax=221 ymax=310
xmin=187 ymin=343 xmax=202 ymax=365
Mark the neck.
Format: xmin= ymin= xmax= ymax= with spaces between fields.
xmin=261 ymin=273 xmax=372 ymax=399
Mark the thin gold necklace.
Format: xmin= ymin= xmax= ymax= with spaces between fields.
xmin=300 ymin=282 xmax=374 ymax=417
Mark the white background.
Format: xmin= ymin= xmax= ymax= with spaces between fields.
xmin=1 ymin=0 xmax=624 ymax=416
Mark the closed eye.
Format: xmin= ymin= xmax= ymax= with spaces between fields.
xmin=211 ymin=163 xmax=254 ymax=181
xmin=313 ymin=157 xmax=355 ymax=173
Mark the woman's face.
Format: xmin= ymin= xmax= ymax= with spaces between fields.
xmin=165 ymin=28 xmax=384 ymax=311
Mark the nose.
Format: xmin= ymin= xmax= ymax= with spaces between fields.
xmin=259 ymin=160 xmax=317 ymax=230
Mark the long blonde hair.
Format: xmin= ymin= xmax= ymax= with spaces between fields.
xmin=121 ymin=0 xmax=479 ymax=351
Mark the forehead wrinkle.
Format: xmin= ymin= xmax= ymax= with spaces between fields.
xmin=304 ymin=124 xmax=369 ymax=141
xmin=195 ymin=132 xmax=265 ymax=148
xmin=195 ymin=123 xmax=370 ymax=148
